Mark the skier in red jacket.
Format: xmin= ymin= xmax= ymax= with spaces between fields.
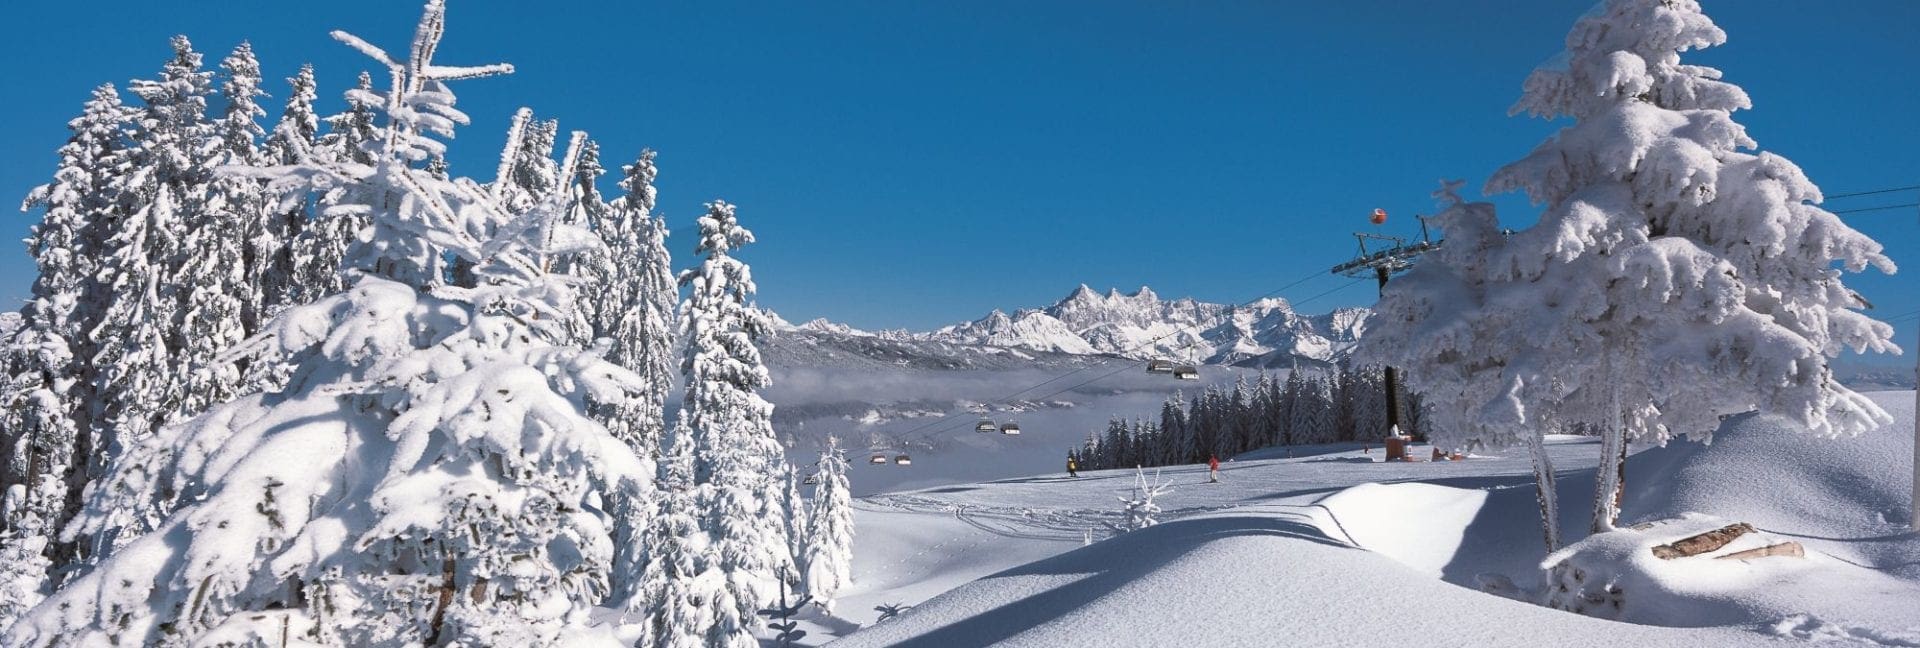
xmin=1208 ymin=454 xmax=1220 ymax=483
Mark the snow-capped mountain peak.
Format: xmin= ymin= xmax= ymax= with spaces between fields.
xmin=766 ymin=285 xmax=1370 ymax=369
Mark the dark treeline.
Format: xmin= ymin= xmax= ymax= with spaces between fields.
xmin=1072 ymin=363 xmax=1433 ymax=471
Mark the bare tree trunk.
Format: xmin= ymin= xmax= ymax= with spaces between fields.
xmin=1526 ymin=432 xmax=1561 ymax=552
xmin=425 ymin=556 xmax=456 ymax=646
xmin=1591 ymin=372 xmax=1627 ymax=535
xmin=1591 ymin=424 xmax=1625 ymax=535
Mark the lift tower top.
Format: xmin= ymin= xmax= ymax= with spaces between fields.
xmin=1330 ymin=212 xmax=1441 ymax=448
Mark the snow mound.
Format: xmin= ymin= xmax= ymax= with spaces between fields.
xmin=1622 ymin=391 xmax=1917 ymax=577
xmin=1539 ymin=513 xmax=1913 ymax=629
xmin=830 ymin=508 xmax=1766 ymax=647
xmin=1317 ymin=482 xmax=1487 ymax=577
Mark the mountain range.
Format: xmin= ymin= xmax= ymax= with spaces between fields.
xmin=778 ymin=285 xmax=1370 ymax=369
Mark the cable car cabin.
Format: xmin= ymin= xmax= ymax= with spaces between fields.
xmin=1146 ymin=359 xmax=1175 ymax=375
xmin=869 ymin=454 xmax=888 ymax=465
xmin=1172 ymin=365 xmax=1200 ymax=381
xmin=1000 ymin=422 xmax=1022 ymax=435
xmin=894 ymin=454 xmax=912 ymax=466
xmin=975 ymin=419 xmax=999 ymax=433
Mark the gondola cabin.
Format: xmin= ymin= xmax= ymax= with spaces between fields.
xmin=894 ymin=454 xmax=912 ymax=466
xmin=1173 ymin=365 xmax=1200 ymax=381
xmin=1146 ymin=359 xmax=1175 ymax=375
xmin=1000 ymin=422 xmax=1022 ymax=435
xmin=975 ymin=419 xmax=998 ymax=433
xmin=869 ymin=454 xmax=888 ymax=465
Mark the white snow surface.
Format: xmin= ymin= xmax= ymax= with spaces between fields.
xmin=805 ymin=391 xmax=1918 ymax=646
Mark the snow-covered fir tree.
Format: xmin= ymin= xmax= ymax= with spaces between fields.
xmin=1 ymin=83 xmax=136 ymax=625
xmin=284 ymin=70 xmax=377 ymax=306
xmin=596 ymin=148 xmax=679 ymax=603
xmin=259 ymin=64 xmax=320 ymax=320
xmin=1365 ymin=0 xmax=1898 ymax=543
xmin=594 ymin=150 xmax=675 ymax=452
xmin=780 ymin=464 xmax=811 ymax=595
xmin=174 ymin=42 xmax=267 ymax=417
xmin=803 ymin=437 xmax=853 ymax=612
xmin=492 ymin=108 xmax=562 ymax=216
xmin=631 ymin=419 xmax=712 ymax=648
xmin=76 ymin=36 xmax=220 ymax=552
xmin=7 ymin=4 xmax=657 ymax=645
xmin=678 ymin=200 xmax=796 ymax=647
xmin=551 ymin=132 xmax=601 ymax=348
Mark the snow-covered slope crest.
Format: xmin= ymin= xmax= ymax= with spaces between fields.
xmin=831 ymin=506 xmax=1769 ymax=647
xmin=917 ymin=285 xmax=1369 ymax=367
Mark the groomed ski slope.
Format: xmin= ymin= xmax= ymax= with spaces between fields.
xmin=811 ymin=391 xmax=1919 ymax=647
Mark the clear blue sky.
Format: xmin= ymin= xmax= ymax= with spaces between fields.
xmin=1 ymin=1 xmax=1915 ymax=357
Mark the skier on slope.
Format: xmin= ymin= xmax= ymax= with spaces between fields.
xmin=1067 ymin=455 xmax=1079 ymax=478
xmin=1208 ymin=454 xmax=1220 ymax=483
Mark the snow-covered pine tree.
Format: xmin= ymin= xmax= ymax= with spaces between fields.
xmin=801 ymin=437 xmax=852 ymax=611
xmin=1347 ymin=365 xmax=1389 ymax=442
xmin=594 ymin=150 xmax=675 ymax=449
xmin=1 ymin=83 xmax=136 ymax=624
xmin=75 ymin=36 xmax=220 ymax=553
xmin=8 ymin=4 xmax=655 ymax=645
xmin=284 ymin=70 xmax=378 ymax=306
xmin=1227 ymin=376 xmax=1253 ymax=455
xmin=631 ymin=419 xmax=711 ymax=648
xmin=1100 ymin=418 xmax=1128 ymax=469
xmin=553 ymin=133 xmax=602 ymax=348
xmin=492 ymin=108 xmax=562 ymax=216
xmin=1369 ymin=0 xmax=1899 ymax=543
xmin=599 ymin=149 xmax=677 ymax=603
xmin=174 ymin=42 xmax=268 ymax=417
xmin=1361 ymin=185 xmax=1572 ymax=549
xmin=1265 ymin=371 xmax=1292 ymax=446
xmin=780 ymin=464 xmax=811 ymax=596
xmin=1158 ymin=392 xmax=1189 ymax=465
xmin=678 ymin=199 xmax=795 ymax=647
xmin=259 ymin=64 xmax=320 ymax=320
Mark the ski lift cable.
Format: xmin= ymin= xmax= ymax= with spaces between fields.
xmin=875 ymin=266 xmax=1344 ymax=445
xmin=1824 ymin=185 xmax=1920 ymax=200
xmin=891 ymin=276 xmax=1373 ymax=447
xmin=1830 ymin=202 xmax=1919 ymax=215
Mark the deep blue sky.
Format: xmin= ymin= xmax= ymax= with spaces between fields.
xmin=1 ymin=1 xmax=1915 ymax=358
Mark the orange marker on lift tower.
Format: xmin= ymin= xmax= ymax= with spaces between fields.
xmin=1370 ymin=208 xmax=1388 ymax=225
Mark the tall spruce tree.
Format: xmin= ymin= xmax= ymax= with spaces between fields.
xmin=284 ymin=70 xmax=377 ymax=306
xmin=678 ymin=200 xmax=794 ymax=647
xmin=633 ymin=420 xmax=708 ymax=648
xmin=1 ymin=83 xmax=136 ymax=624
xmin=803 ymin=438 xmax=854 ymax=611
xmin=78 ymin=36 xmax=219 ymax=552
xmin=598 ymin=149 xmax=677 ymax=601
xmin=174 ymin=42 xmax=266 ymax=417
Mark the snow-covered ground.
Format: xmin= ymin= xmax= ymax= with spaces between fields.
xmin=802 ymin=391 xmax=1919 ymax=646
